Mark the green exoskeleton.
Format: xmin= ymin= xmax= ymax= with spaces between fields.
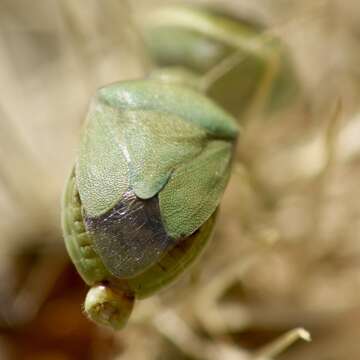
xmin=143 ymin=5 xmax=300 ymax=118
xmin=62 ymin=80 xmax=239 ymax=329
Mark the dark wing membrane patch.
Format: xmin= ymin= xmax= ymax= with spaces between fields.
xmin=85 ymin=189 xmax=176 ymax=278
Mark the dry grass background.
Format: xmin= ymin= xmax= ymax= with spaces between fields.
xmin=1 ymin=0 xmax=360 ymax=359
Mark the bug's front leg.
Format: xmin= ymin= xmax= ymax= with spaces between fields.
xmin=84 ymin=284 xmax=134 ymax=330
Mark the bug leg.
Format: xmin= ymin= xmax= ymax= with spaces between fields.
xmin=84 ymin=284 xmax=134 ymax=330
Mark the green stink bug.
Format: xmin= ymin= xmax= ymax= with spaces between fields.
xmin=62 ymin=80 xmax=239 ymax=329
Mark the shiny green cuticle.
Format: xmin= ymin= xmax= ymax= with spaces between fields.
xmin=62 ymin=79 xmax=239 ymax=330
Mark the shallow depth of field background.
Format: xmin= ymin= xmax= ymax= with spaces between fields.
xmin=1 ymin=0 xmax=360 ymax=359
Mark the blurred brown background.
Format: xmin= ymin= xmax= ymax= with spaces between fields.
xmin=1 ymin=0 xmax=360 ymax=359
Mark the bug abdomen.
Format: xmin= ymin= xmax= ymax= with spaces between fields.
xmin=62 ymin=170 xmax=109 ymax=285
xmin=124 ymin=209 xmax=218 ymax=298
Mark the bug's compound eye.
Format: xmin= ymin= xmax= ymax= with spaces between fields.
xmin=84 ymin=284 xmax=134 ymax=330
